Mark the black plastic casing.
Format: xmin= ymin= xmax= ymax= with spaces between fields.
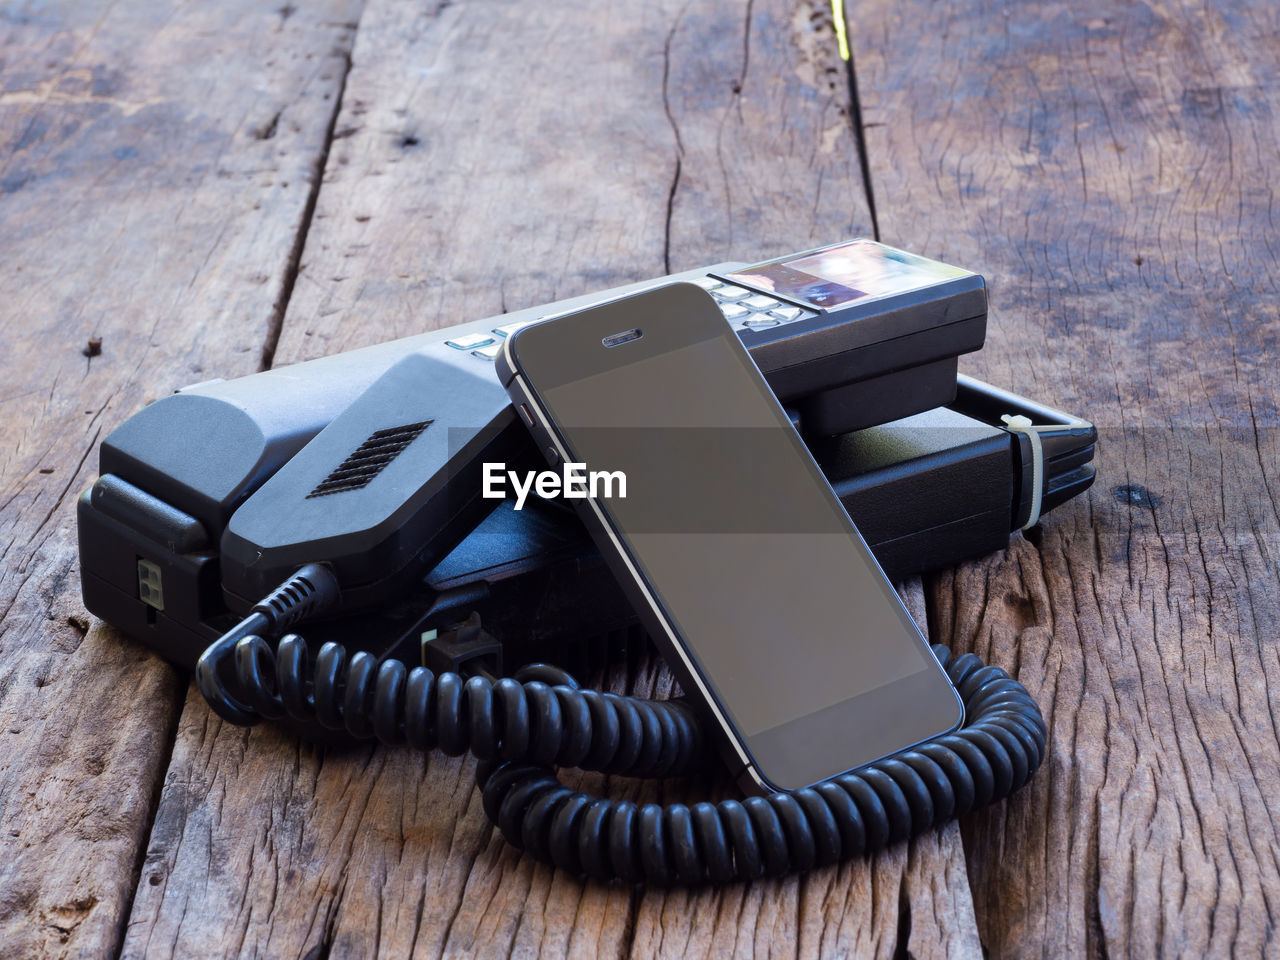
xmin=78 ymin=243 xmax=1094 ymax=693
xmin=717 ymin=262 xmax=986 ymax=436
xmin=78 ymin=371 xmax=1096 ymax=677
xmin=95 ymin=243 xmax=986 ymax=616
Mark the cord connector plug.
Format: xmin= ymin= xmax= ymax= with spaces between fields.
xmin=421 ymin=611 xmax=504 ymax=677
xmin=197 ymin=563 xmax=341 ymax=726
xmin=251 ymin=562 xmax=341 ymax=633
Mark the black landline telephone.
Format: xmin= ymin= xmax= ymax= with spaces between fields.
xmin=79 ymin=240 xmax=1085 ymax=884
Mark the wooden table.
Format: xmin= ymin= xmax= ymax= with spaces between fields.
xmin=2 ymin=1 xmax=1276 ymax=956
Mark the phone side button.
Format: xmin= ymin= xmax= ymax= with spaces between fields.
xmin=545 ymin=446 xmax=562 ymax=466
xmin=518 ymin=402 xmax=535 ymax=427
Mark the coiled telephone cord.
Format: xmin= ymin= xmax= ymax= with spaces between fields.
xmin=197 ymin=565 xmax=1046 ymax=885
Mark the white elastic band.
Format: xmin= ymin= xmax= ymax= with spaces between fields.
xmin=1000 ymin=414 xmax=1057 ymax=530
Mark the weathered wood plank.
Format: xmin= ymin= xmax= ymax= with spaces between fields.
xmin=124 ymin=0 xmax=985 ymax=956
xmin=0 ymin=2 xmax=360 ymax=956
xmin=848 ymin=0 xmax=1280 ymax=955
xmin=269 ymin=0 xmax=872 ymax=363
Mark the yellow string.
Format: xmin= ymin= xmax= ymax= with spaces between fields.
xmin=830 ymin=0 xmax=851 ymax=61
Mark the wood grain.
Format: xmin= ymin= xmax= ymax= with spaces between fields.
xmin=18 ymin=0 xmax=1268 ymax=955
xmin=268 ymin=0 xmax=872 ymax=365
xmin=121 ymin=0 xmax=984 ymax=957
xmin=0 ymin=2 xmax=359 ymax=956
xmin=846 ymin=0 xmax=1280 ymax=955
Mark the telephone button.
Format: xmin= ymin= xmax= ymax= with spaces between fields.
xmin=493 ymin=320 xmax=534 ymax=338
xmin=446 ymin=333 xmax=495 ymax=350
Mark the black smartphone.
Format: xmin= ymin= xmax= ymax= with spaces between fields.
xmin=497 ymin=283 xmax=964 ymax=793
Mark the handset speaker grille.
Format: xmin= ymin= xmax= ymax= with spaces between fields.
xmin=306 ymin=420 xmax=433 ymax=498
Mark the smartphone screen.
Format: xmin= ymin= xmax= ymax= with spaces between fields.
xmin=506 ymin=285 xmax=963 ymax=790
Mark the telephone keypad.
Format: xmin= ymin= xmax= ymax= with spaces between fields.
xmin=460 ymin=276 xmax=818 ymax=364
xmin=701 ymin=277 xmax=815 ymax=331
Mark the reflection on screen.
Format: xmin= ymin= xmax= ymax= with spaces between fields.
xmin=540 ymin=334 xmax=931 ymax=739
xmin=725 ymin=239 xmax=968 ymax=310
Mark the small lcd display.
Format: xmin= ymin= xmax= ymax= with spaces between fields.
xmin=725 ymin=238 xmax=970 ymax=310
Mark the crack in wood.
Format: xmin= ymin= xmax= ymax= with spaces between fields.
xmin=660 ymin=5 xmax=688 ymax=276
xmin=827 ymin=1 xmax=879 ymax=240
xmin=260 ymin=51 xmax=357 ymax=372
